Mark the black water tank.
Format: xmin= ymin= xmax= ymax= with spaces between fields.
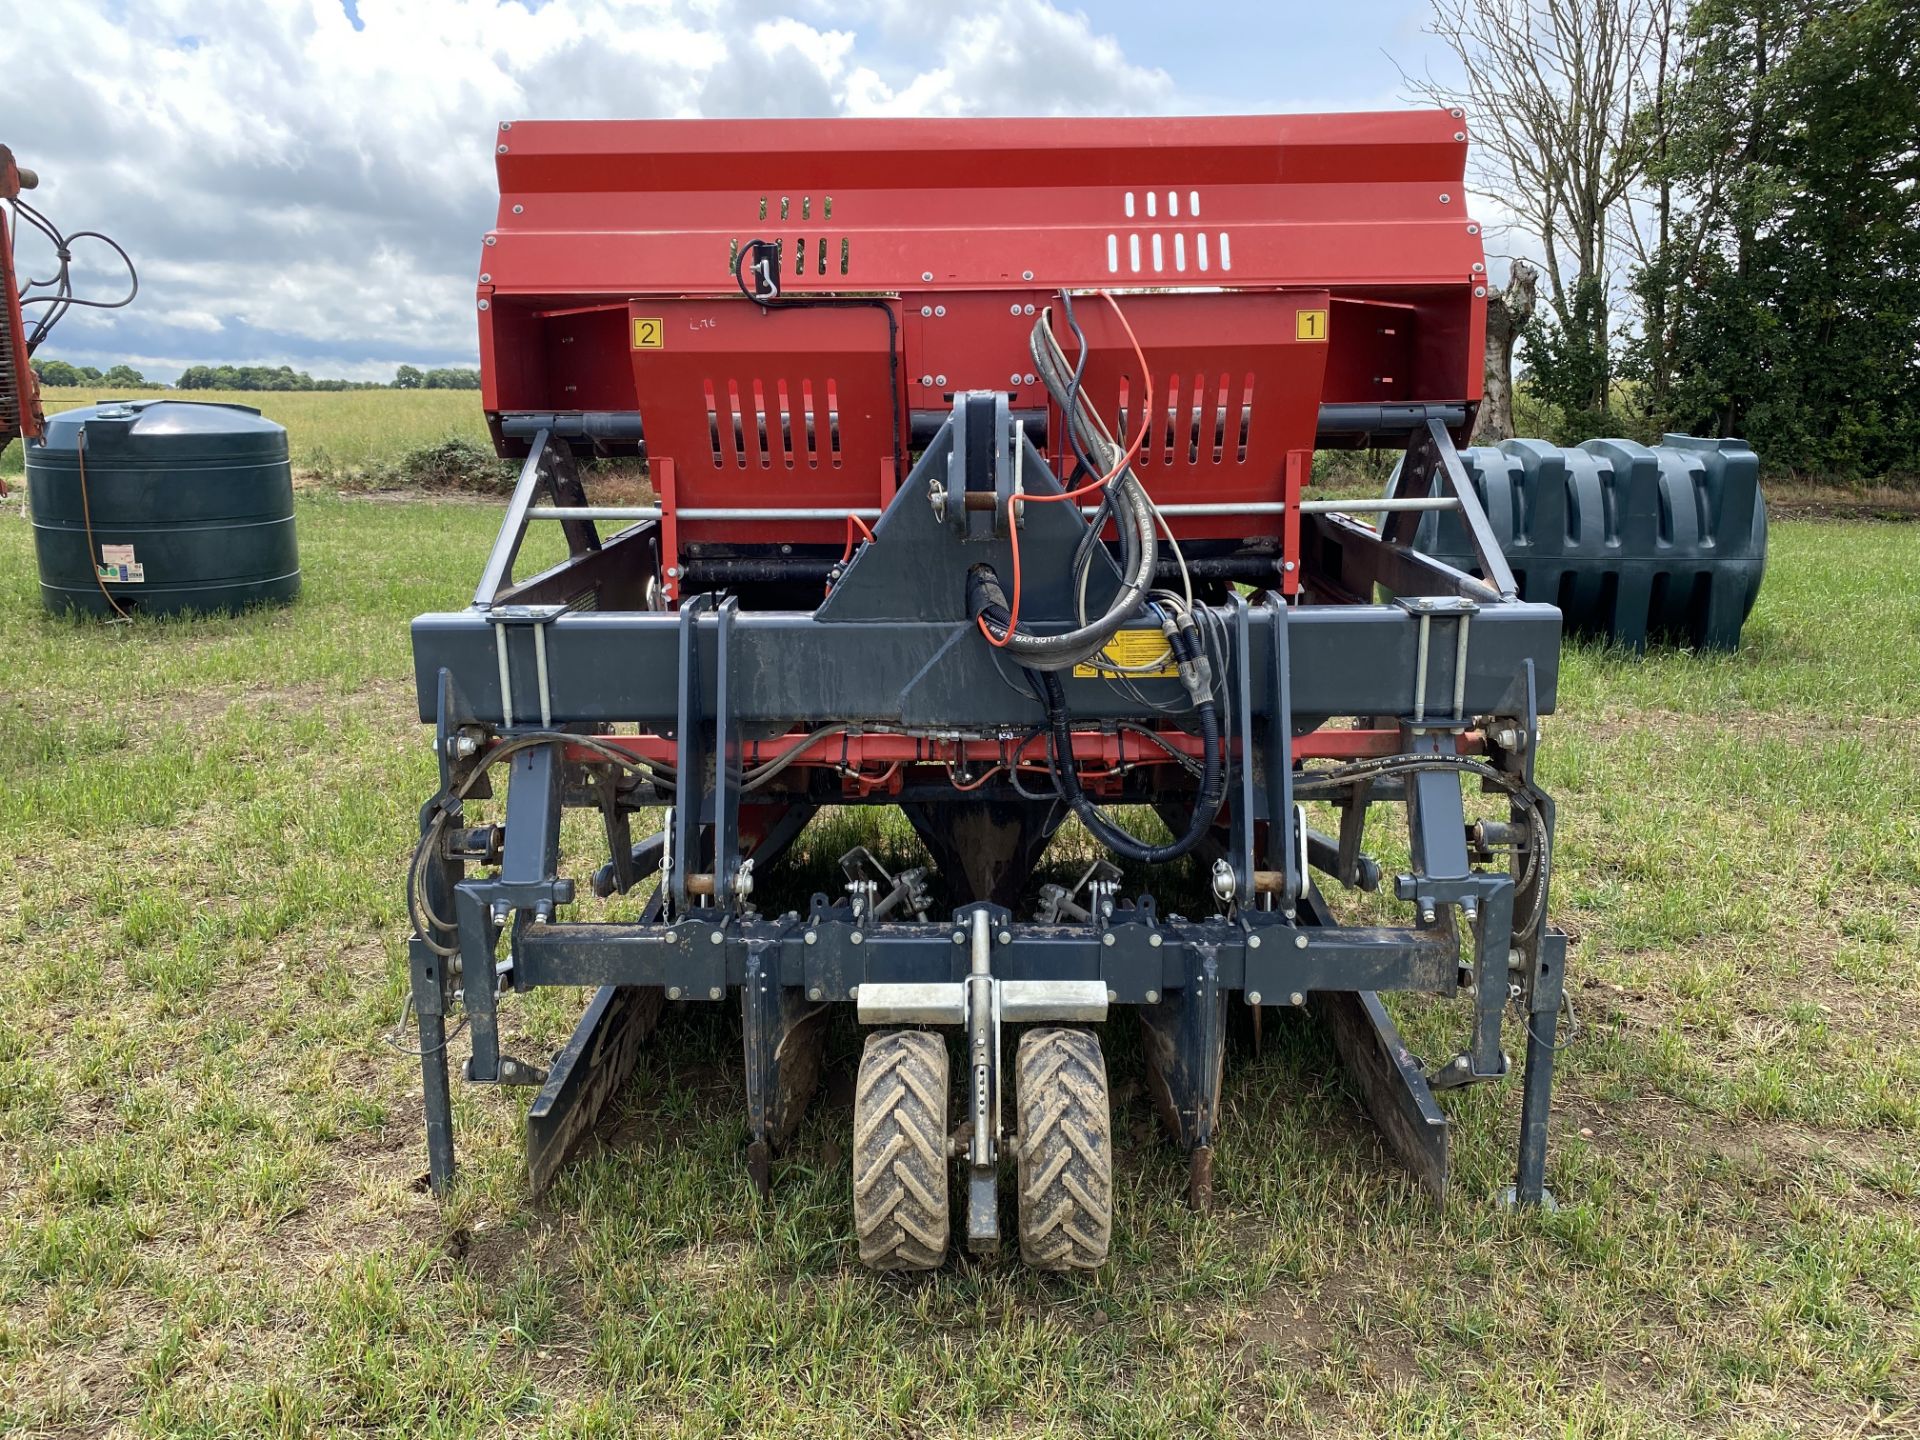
xmin=26 ymin=399 xmax=300 ymax=617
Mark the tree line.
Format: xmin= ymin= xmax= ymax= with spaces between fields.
xmin=1416 ymin=0 xmax=1917 ymax=481
xmin=29 ymin=359 xmax=481 ymax=392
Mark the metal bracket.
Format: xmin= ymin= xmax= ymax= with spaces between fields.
xmin=1036 ymin=857 xmax=1121 ymax=924
xmin=484 ymin=604 xmax=566 ymax=729
xmin=668 ymin=594 xmax=718 ymax=916
xmin=1395 ymin=594 xmax=1478 ymax=727
xmin=1261 ymin=591 xmax=1300 ymax=904
xmin=840 ymin=845 xmax=933 ymax=922
xmin=855 ymin=979 xmax=1108 ymax=1027
xmin=942 ymin=391 xmax=1014 ymax=540
xmin=963 ymin=905 xmax=1001 ymax=1253
xmin=1386 ymin=417 xmax=1518 ymax=600
xmin=1141 ymin=938 xmax=1226 ymax=1209
xmin=1229 ymin=592 xmax=1259 ymax=905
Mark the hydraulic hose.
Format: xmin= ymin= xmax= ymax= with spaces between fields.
xmin=1023 ymin=605 xmax=1227 ymax=864
xmin=968 ymin=302 xmax=1160 ymax=672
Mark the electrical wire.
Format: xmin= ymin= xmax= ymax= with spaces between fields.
xmin=947 ymin=763 xmax=1005 ymax=793
xmin=839 ymin=512 xmax=874 ymax=563
xmin=75 ymin=428 xmax=131 ymax=623
xmin=407 ymin=723 xmax=851 ymax=954
xmin=978 ymin=312 xmax=1152 ymax=650
xmin=382 ymin=992 xmax=468 ymax=1057
xmin=831 ymin=513 xmax=876 ymax=595
xmin=408 ymin=730 xmax=675 ymax=956
xmin=968 ymin=291 xmax=1162 ymax=671
xmin=1296 ymin=752 xmax=1555 ymax=938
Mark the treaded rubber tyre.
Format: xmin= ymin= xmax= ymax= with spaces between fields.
xmin=852 ymin=1029 xmax=950 ymax=1271
xmin=1015 ymin=1027 xmax=1113 ymax=1270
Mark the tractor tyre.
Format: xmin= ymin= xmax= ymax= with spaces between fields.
xmin=1014 ymin=1026 xmax=1113 ymax=1270
xmin=852 ymin=1029 xmax=950 ymax=1271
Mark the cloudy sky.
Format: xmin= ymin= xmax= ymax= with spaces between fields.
xmin=4 ymin=0 xmax=1459 ymax=383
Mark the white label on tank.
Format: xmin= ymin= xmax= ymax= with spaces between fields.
xmin=99 ymin=544 xmax=145 ymax=583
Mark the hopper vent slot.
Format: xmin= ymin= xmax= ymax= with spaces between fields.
xmin=703 ymin=376 xmax=844 ymax=470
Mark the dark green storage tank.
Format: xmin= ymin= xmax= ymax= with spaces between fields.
xmin=1400 ymin=435 xmax=1766 ymax=652
xmin=26 ymin=399 xmax=300 ymax=617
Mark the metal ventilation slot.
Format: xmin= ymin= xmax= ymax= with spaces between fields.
xmin=776 ymin=380 xmax=795 ymax=468
xmin=1236 ymin=375 xmax=1255 ymax=462
xmin=752 ymin=379 xmax=771 ymax=467
xmin=1187 ymin=376 xmax=1205 ymax=464
xmin=826 ymin=380 xmax=842 ymax=467
xmin=727 ymin=380 xmax=747 ymax=468
xmin=1161 ymin=375 xmax=1179 ymax=466
xmin=1211 ymin=375 xmax=1229 ymax=462
xmin=704 ymin=380 xmax=723 ymax=467
xmin=801 ymin=379 xmax=819 ymax=467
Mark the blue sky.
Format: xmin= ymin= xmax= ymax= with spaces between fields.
xmin=3 ymin=0 xmax=1460 ymax=384
xmin=1094 ymin=2 xmax=1450 ymax=110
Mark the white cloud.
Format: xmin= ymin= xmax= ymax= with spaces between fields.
xmin=1 ymin=0 xmax=1172 ymax=380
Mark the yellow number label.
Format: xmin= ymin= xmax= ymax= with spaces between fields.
xmin=1296 ymin=309 xmax=1329 ymax=342
xmin=632 ymin=317 xmax=664 ymax=349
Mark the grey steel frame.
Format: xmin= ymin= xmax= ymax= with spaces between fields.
xmin=407 ymin=400 xmax=1570 ymax=1231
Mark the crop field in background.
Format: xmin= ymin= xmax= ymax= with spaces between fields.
xmin=9 ymin=386 xmax=1917 ymax=509
xmin=1 ymin=387 xmax=492 ymax=481
xmin=0 ymin=492 xmax=1916 ymax=1438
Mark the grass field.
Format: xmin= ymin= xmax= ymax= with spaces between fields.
xmin=0 ymin=495 xmax=1915 ymax=1438
xmin=1 ymin=388 xmax=492 ymax=481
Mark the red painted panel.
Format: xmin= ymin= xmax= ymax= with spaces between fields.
xmin=0 ymin=207 xmax=41 ymax=447
xmin=1055 ymin=291 xmax=1330 ymax=539
xmin=478 ymin=111 xmax=1492 ymax=512
xmin=629 ymin=298 xmax=903 ymax=544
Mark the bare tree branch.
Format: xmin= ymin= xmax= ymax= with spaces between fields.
xmin=1400 ymin=0 xmax=1664 ymax=412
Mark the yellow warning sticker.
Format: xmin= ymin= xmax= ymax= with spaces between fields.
xmin=1073 ymin=627 xmax=1178 ymax=679
xmin=632 ymin=316 xmax=664 ymax=349
xmin=1295 ymin=308 xmax=1329 ymax=342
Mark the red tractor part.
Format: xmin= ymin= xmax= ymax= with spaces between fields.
xmin=1 ymin=144 xmax=45 ymax=452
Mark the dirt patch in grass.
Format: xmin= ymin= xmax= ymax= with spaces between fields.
xmin=1763 ymin=484 xmax=1920 ymax=521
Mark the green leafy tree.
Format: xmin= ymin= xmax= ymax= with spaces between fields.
xmin=394 ymin=364 xmax=425 ymax=389
xmin=1626 ymin=0 xmax=1920 ymax=477
xmin=1522 ymin=275 xmax=1618 ymax=438
xmin=31 ymin=358 xmax=85 ymax=387
xmin=176 ymin=364 xmax=350 ymax=391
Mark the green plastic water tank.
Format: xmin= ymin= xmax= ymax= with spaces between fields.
xmin=26 ymin=399 xmax=301 ymax=617
xmin=1400 ymin=435 xmax=1766 ymax=652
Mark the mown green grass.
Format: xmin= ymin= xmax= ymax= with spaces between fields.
xmin=0 ymin=500 xmax=1914 ymax=1437
xmin=1 ymin=388 xmax=491 ymax=480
